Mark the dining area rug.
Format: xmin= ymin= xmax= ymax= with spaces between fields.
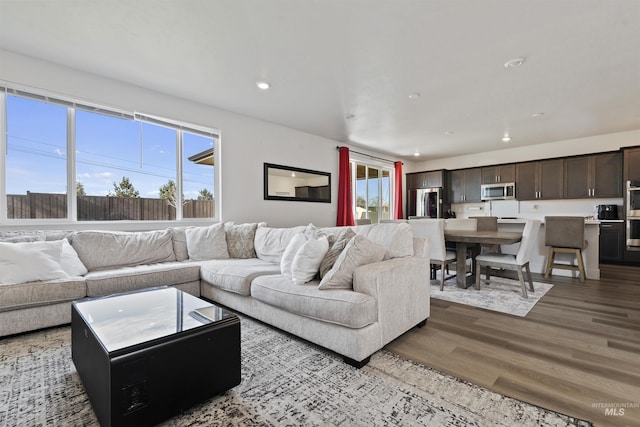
xmin=430 ymin=275 xmax=553 ymax=316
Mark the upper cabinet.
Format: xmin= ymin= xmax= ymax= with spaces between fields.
xmin=516 ymin=159 xmax=564 ymax=200
xmin=564 ymin=152 xmax=622 ymax=199
xmin=406 ymin=170 xmax=444 ymax=189
xmin=481 ymin=164 xmax=515 ymax=184
xmin=449 ymin=168 xmax=482 ymax=202
xmin=624 ymin=147 xmax=640 ymax=182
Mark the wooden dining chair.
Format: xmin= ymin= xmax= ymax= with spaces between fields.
xmin=474 ymin=219 xmax=541 ymax=298
xmin=470 ymin=216 xmax=501 ymax=254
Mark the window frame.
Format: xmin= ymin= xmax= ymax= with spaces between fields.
xmin=0 ymin=86 xmax=220 ymax=229
xmin=350 ymin=156 xmax=396 ymax=223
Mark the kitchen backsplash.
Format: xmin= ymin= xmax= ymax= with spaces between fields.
xmin=451 ymin=198 xmax=624 ymax=220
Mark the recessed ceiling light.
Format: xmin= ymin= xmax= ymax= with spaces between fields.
xmin=444 ymin=131 xmax=454 ymax=135
xmin=504 ymin=57 xmax=526 ymax=69
xmin=408 ymin=92 xmax=421 ymax=99
xmin=502 ymin=135 xmax=511 ymax=143
xmin=256 ymin=81 xmax=271 ymax=90
xmin=532 ymin=112 xmax=545 ymax=118
xmin=413 ymin=151 xmax=420 ymax=157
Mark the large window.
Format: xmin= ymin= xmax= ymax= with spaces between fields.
xmin=2 ymin=89 xmax=217 ymax=222
xmin=6 ymin=96 xmax=68 ymax=219
xmin=353 ymin=161 xmax=392 ymax=223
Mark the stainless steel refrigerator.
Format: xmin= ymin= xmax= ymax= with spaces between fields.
xmin=407 ymin=188 xmax=443 ymax=218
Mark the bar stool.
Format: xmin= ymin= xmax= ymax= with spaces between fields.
xmin=543 ymin=216 xmax=587 ymax=282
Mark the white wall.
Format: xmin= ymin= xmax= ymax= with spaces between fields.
xmin=407 ymin=129 xmax=640 ymax=172
xmin=0 ymin=49 xmax=348 ymax=228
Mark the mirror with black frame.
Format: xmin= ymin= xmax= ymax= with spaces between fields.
xmin=264 ymin=163 xmax=331 ymax=203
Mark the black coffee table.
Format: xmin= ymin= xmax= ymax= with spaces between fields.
xmin=71 ymin=286 xmax=240 ymax=427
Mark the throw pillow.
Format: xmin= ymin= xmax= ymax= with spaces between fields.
xmin=224 ymin=222 xmax=258 ymax=258
xmin=290 ymin=235 xmax=329 ymax=285
xmin=185 ymin=223 xmax=229 ymax=261
xmin=0 ymin=241 xmax=68 ymax=285
xmin=280 ymin=233 xmax=307 ymax=280
xmin=319 ymin=228 xmax=356 ymax=279
xmin=59 ymin=238 xmax=88 ymax=276
xmin=318 ymin=235 xmax=386 ymax=290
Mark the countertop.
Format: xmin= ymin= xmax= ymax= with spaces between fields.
xmin=496 ymin=217 xmax=605 ymax=225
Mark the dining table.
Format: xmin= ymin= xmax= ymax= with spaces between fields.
xmin=444 ymin=230 xmax=523 ymax=288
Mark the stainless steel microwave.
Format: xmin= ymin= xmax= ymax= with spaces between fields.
xmin=481 ymin=182 xmax=516 ymax=201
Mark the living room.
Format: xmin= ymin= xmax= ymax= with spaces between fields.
xmin=1 ymin=1 xmax=639 ymax=426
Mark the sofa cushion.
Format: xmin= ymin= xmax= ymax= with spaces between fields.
xmin=0 ymin=277 xmax=86 ymax=312
xmin=169 ymin=226 xmax=190 ymax=262
xmin=200 ymin=258 xmax=282 ymax=296
xmin=251 ymin=275 xmax=377 ymax=329
xmin=254 ymin=225 xmax=307 ymax=263
xmin=355 ymin=222 xmax=414 ymax=260
xmin=185 ymin=223 xmax=229 ymax=260
xmin=72 ymin=230 xmax=176 ymax=271
xmin=84 ymin=262 xmax=201 ymax=297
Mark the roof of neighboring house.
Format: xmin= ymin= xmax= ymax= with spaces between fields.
xmin=188 ymin=148 xmax=214 ymax=166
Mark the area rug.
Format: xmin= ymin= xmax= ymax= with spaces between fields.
xmin=430 ymin=274 xmax=553 ymax=316
xmin=0 ymin=317 xmax=590 ymax=426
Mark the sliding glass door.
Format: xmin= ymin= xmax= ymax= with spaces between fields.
xmin=353 ymin=162 xmax=392 ymax=223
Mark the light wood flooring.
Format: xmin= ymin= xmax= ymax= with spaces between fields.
xmin=385 ymin=264 xmax=640 ymax=427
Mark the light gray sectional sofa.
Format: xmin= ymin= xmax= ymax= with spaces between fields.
xmin=0 ymin=222 xmax=430 ymax=367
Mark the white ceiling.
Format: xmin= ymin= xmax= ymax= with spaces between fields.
xmin=1 ymin=0 xmax=639 ymax=160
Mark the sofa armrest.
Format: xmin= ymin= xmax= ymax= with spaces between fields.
xmin=353 ymin=256 xmax=430 ymax=346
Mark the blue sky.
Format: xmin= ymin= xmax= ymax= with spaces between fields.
xmin=6 ymin=95 xmax=214 ymax=199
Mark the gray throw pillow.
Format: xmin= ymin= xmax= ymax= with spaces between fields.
xmin=318 ymin=235 xmax=386 ymax=290
xmin=319 ymin=228 xmax=356 ymax=279
xmin=225 ymin=222 xmax=258 ymax=258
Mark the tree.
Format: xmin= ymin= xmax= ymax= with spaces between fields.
xmin=159 ymin=179 xmax=179 ymax=208
xmin=76 ymin=181 xmax=86 ymax=196
xmin=198 ymin=188 xmax=213 ymax=201
xmin=109 ymin=176 xmax=140 ymax=198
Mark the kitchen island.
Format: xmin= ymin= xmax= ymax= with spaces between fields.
xmin=497 ymin=218 xmax=600 ymax=280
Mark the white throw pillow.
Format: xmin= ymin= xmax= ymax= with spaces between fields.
xmin=0 ymin=241 xmax=68 ymax=285
xmin=318 ymin=235 xmax=386 ymax=290
xmin=185 ymin=223 xmax=229 ymax=261
xmin=290 ymin=235 xmax=329 ymax=285
xmin=280 ymin=233 xmax=307 ymax=280
xmin=59 ymin=238 xmax=88 ymax=276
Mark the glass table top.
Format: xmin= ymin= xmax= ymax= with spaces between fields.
xmin=73 ymin=287 xmax=234 ymax=353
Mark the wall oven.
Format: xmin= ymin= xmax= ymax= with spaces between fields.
xmin=626 ymin=181 xmax=640 ymax=250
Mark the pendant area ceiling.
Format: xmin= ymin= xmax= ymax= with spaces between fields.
xmin=1 ymin=0 xmax=639 ymax=160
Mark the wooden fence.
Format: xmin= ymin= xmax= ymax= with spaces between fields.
xmin=7 ymin=192 xmax=214 ymax=220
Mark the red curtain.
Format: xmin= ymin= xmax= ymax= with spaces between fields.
xmin=336 ymin=147 xmax=354 ymax=226
xmin=394 ymin=161 xmax=404 ymax=219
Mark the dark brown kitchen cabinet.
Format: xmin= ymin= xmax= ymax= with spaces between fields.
xmin=449 ymin=168 xmax=481 ymax=202
xmin=406 ymin=170 xmax=444 ymax=189
xmin=624 ymin=147 xmax=640 ymax=182
xmin=565 ymin=152 xmax=622 ymax=199
xmin=599 ymin=222 xmax=625 ymax=263
xmin=516 ymin=159 xmax=564 ymax=200
xmin=481 ymin=164 xmax=515 ymax=184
